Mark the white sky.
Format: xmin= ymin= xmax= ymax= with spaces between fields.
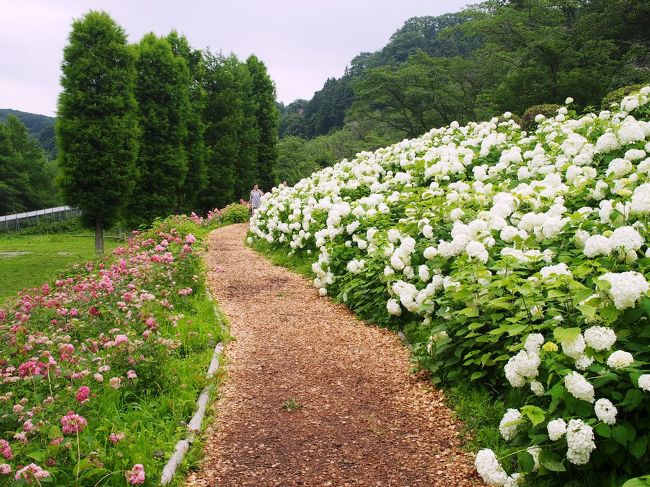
xmin=0 ymin=0 xmax=475 ymax=116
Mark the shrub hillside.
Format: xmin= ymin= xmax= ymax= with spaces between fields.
xmin=0 ymin=214 xmax=224 ymax=485
xmin=249 ymin=87 xmax=650 ymax=484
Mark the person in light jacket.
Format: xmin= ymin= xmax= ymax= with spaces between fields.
xmin=249 ymin=184 xmax=263 ymax=216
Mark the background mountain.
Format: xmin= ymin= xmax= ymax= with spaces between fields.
xmin=0 ymin=109 xmax=56 ymax=160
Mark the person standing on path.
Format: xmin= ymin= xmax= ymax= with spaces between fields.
xmin=249 ymin=184 xmax=264 ymax=217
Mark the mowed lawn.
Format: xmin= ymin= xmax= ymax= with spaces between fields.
xmin=0 ymin=233 xmax=120 ymax=303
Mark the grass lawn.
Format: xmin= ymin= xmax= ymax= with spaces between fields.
xmin=0 ymin=232 xmax=121 ymax=303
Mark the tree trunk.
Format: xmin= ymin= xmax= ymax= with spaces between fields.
xmin=95 ymin=217 xmax=104 ymax=255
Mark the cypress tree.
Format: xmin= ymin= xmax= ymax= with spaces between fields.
xmin=246 ymin=55 xmax=279 ymax=190
xmin=57 ymin=11 xmax=139 ymax=253
xmin=128 ymin=33 xmax=191 ymax=226
xmin=167 ymin=31 xmax=208 ymax=213
xmin=201 ymin=52 xmax=242 ymax=209
xmin=235 ymin=62 xmax=259 ymax=199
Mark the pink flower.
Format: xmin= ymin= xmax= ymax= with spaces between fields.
xmin=185 ymin=234 xmax=196 ymax=244
xmin=178 ymin=288 xmax=193 ymax=296
xmin=114 ymin=334 xmax=129 ymax=346
xmin=109 ymin=377 xmax=121 ymax=389
xmin=127 ymin=370 xmax=137 ymax=379
xmin=89 ymin=306 xmax=100 ymax=316
xmin=50 ymin=437 xmax=64 ymax=445
xmin=144 ymin=317 xmax=157 ymax=330
xmin=0 ymin=440 xmax=13 ymax=460
xmin=76 ymin=386 xmax=90 ymax=403
xmin=126 ymin=464 xmax=145 ymax=485
xmin=94 ymin=373 xmax=104 ymax=382
xmin=109 ymin=432 xmax=125 ymax=444
xmin=0 ymin=463 xmax=11 ymax=475
xmin=15 ymin=463 xmax=50 ymax=482
xmin=61 ymin=411 xmax=87 ymax=435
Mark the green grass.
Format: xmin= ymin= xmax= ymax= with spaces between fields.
xmin=248 ymin=238 xmax=633 ymax=486
xmin=0 ymin=232 xmax=120 ymax=302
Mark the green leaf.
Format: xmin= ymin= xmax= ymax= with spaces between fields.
xmin=27 ymin=451 xmax=45 ymax=461
xmin=595 ymin=423 xmax=611 ymax=438
xmin=613 ymin=424 xmax=634 ymax=447
xmin=553 ymin=327 xmax=580 ymax=343
xmin=521 ymin=405 xmax=545 ymax=426
xmin=630 ymin=436 xmax=648 ymax=459
xmin=517 ymin=451 xmax=535 ymax=473
xmin=539 ymin=449 xmax=566 ymax=472
xmin=470 ymin=371 xmax=487 ymax=381
xmin=622 ymin=476 xmax=650 ymax=487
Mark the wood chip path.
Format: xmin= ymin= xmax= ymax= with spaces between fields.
xmin=186 ymin=223 xmax=482 ymax=487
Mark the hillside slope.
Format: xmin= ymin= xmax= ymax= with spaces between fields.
xmin=0 ymin=108 xmax=56 ymax=159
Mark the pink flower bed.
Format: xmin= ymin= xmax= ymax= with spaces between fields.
xmin=0 ymin=216 xmax=217 ymax=485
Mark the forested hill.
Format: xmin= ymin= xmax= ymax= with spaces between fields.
xmin=278 ymin=13 xmax=475 ymax=139
xmin=0 ymin=109 xmax=56 ymax=159
xmin=274 ymin=0 xmax=650 ymax=185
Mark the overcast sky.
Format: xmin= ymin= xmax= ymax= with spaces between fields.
xmin=0 ymin=0 xmax=475 ymax=116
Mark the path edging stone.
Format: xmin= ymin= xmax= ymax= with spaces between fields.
xmin=160 ymin=289 xmax=223 ymax=485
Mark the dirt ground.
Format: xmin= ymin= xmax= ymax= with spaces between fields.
xmin=186 ymin=223 xmax=482 ymax=487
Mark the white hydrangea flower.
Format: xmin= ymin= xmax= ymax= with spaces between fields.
xmin=584 ymin=326 xmax=616 ymax=351
xmin=564 ymin=371 xmax=595 ymax=403
xmin=547 ymin=418 xmax=567 ymax=441
xmin=594 ymin=398 xmax=617 ymax=425
xmin=530 ymin=380 xmax=545 ymax=396
xmin=631 ymin=183 xmax=650 ymax=214
xmin=575 ymin=355 xmax=595 ymax=370
xmin=638 ymin=374 xmax=650 ymax=392
xmin=561 ymin=334 xmax=586 ymax=360
xmin=466 ymin=240 xmax=489 ymax=263
xmin=566 ymin=419 xmax=596 ymax=465
xmin=423 ymin=246 xmax=437 ymax=259
xmin=607 ymin=350 xmax=634 ymax=369
xmin=600 ymin=272 xmax=649 ymax=310
xmin=608 ymin=226 xmax=643 ymax=253
xmin=504 ymin=350 xmax=540 ymax=388
xmin=583 ymin=235 xmax=611 ymax=257
xmin=499 ymin=408 xmax=522 ymax=441
xmin=525 ymin=333 xmax=544 ymax=353
xmin=475 ymin=449 xmax=508 ymax=486
xmin=418 ymin=265 xmax=430 ymax=282
xmin=386 ymin=299 xmax=401 ymax=316
xmin=539 ymin=263 xmax=572 ymax=280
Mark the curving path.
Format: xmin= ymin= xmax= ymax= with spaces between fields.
xmin=186 ymin=223 xmax=482 ymax=486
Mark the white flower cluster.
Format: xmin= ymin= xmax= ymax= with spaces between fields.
xmin=499 ymin=408 xmax=522 ymax=441
xmin=599 ymin=272 xmax=649 ymax=310
xmin=564 ymin=371 xmax=595 ymax=403
xmin=565 ymin=419 xmax=596 ymax=465
xmin=475 ymin=449 xmax=522 ymax=486
xmin=594 ymin=398 xmax=617 ymax=425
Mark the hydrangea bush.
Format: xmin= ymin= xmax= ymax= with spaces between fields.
xmin=249 ymin=87 xmax=650 ymax=483
xmin=0 ymin=215 xmax=223 ymax=485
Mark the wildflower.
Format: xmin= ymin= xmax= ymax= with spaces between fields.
xmin=109 ymin=377 xmax=122 ymax=389
xmin=75 ymin=386 xmax=90 ymax=403
xmin=0 ymin=464 xmax=11 ymax=475
xmin=109 ymin=432 xmax=125 ymax=444
xmin=14 ymin=463 xmax=50 ymax=482
xmin=61 ymin=411 xmax=87 ymax=435
xmin=127 ymin=370 xmax=137 ymax=379
xmin=0 ymin=440 xmax=13 ymax=460
xmin=127 ymin=464 xmax=145 ymax=485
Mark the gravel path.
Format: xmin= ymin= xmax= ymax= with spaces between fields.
xmin=186 ymin=223 xmax=481 ymax=486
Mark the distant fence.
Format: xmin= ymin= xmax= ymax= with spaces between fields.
xmin=1 ymin=206 xmax=81 ymax=233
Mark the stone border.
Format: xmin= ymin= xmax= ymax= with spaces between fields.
xmin=160 ymin=290 xmax=224 ymax=485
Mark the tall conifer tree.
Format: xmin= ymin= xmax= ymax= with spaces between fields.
xmin=246 ymin=55 xmax=279 ymax=190
xmin=128 ymin=33 xmax=190 ymax=226
xmin=57 ymin=11 xmax=138 ymax=253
